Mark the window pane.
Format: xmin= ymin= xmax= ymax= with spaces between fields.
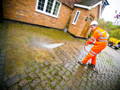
xmin=53 ymin=1 xmax=60 ymax=16
xmin=46 ymin=0 xmax=54 ymax=13
xmin=37 ymin=0 xmax=45 ymax=11
xmin=72 ymin=11 xmax=80 ymax=24
xmin=74 ymin=12 xmax=79 ymax=23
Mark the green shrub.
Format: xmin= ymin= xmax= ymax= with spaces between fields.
xmin=98 ymin=19 xmax=120 ymax=39
xmin=109 ymin=29 xmax=120 ymax=39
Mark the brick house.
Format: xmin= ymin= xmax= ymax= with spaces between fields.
xmin=3 ymin=0 xmax=108 ymax=38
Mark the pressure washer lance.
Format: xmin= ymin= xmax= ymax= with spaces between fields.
xmin=83 ymin=41 xmax=92 ymax=53
xmin=84 ymin=45 xmax=89 ymax=53
xmin=78 ymin=42 xmax=90 ymax=63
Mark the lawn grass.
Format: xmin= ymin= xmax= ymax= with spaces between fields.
xmin=5 ymin=21 xmax=82 ymax=41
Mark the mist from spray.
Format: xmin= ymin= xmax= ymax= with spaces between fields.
xmin=30 ymin=38 xmax=64 ymax=49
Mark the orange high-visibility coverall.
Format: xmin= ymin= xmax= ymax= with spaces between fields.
xmin=81 ymin=27 xmax=109 ymax=65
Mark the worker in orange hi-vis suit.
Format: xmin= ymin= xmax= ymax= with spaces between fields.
xmin=78 ymin=20 xmax=109 ymax=70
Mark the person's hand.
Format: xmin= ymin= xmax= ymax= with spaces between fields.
xmin=85 ymin=40 xmax=93 ymax=46
xmin=85 ymin=42 xmax=89 ymax=46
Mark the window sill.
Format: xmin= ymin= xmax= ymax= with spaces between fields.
xmin=35 ymin=9 xmax=59 ymax=18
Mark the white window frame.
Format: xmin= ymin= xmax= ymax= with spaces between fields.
xmin=35 ymin=0 xmax=61 ymax=18
xmin=72 ymin=10 xmax=81 ymax=25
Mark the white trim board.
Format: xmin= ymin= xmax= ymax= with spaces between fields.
xmin=74 ymin=1 xmax=102 ymax=10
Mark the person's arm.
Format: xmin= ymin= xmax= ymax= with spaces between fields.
xmin=86 ymin=30 xmax=100 ymax=45
xmin=86 ymin=37 xmax=95 ymax=45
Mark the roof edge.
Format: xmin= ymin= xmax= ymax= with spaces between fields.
xmin=74 ymin=4 xmax=91 ymax=10
xmin=74 ymin=1 xmax=102 ymax=10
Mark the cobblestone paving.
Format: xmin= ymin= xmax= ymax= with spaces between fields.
xmin=1 ymin=21 xmax=120 ymax=90
xmin=3 ymin=45 xmax=120 ymax=90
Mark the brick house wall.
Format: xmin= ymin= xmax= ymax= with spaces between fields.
xmin=90 ymin=6 xmax=99 ymax=19
xmin=68 ymin=6 xmax=99 ymax=38
xmin=3 ymin=0 xmax=72 ymax=29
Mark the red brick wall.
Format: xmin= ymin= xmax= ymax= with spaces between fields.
xmin=68 ymin=6 xmax=99 ymax=37
xmin=3 ymin=0 xmax=72 ymax=29
xmin=90 ymin=6 xmax=99 ymax=20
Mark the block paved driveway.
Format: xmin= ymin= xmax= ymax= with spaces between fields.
xmin=0 ymin=21 xmax=120 ymax=90
xmin=2 ymin=44 xmax=120 ymax=90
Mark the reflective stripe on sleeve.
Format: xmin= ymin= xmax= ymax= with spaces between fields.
xmin=99 ymin=37 xmax=108 ymax=39
xmin=98 ymin=40 xmax=108 ymax=42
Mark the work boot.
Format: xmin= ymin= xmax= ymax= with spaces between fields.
xmin=88 ymin=63 xmax=96 ymax=70
xmin=78 ymin=61 xmax=86 ymax=66
xmin=88 ymin=63 xmax=94 ymax=67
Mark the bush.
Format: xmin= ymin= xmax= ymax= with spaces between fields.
xmin=109 ymin=29 xmax=120 ymax=39
xmin=98 ymin=19 xmax=120 ymax=39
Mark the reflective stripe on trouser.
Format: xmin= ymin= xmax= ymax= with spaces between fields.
xmin=81 ymin=44 xmax=106 ymax=65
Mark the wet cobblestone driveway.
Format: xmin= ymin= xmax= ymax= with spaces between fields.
xmin=0 ymin=21 xmax=120 ymax=90
xmin=3 ymin=45 xmax=120 ymax=90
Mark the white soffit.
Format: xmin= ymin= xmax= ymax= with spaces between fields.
xmin=74 ymin=1 xmax=102 ymax=10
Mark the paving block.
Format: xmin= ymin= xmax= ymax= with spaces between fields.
xmin=6 ymin=74 xmax=21 ymax=87
xmin=19 ymin=79 xmax=29 ymax=87
xmin=30 ymin=78 xmax=41 ymax=87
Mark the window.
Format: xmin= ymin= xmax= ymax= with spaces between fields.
xmin=37 ymin=0 xmax=45 ymax=11
xmin=36 ymin=0 xmax=61 ymax=18
xmin=53 ymin=1 xmax=60 ymax=15
xmin=72 ymin=11 xmax=81 ymax=25
xmin=46 ymin=0 xmax=54 ymax=13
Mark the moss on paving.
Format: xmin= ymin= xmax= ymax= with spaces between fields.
xmin=3 ymin=21 xmax=82 ymax=41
